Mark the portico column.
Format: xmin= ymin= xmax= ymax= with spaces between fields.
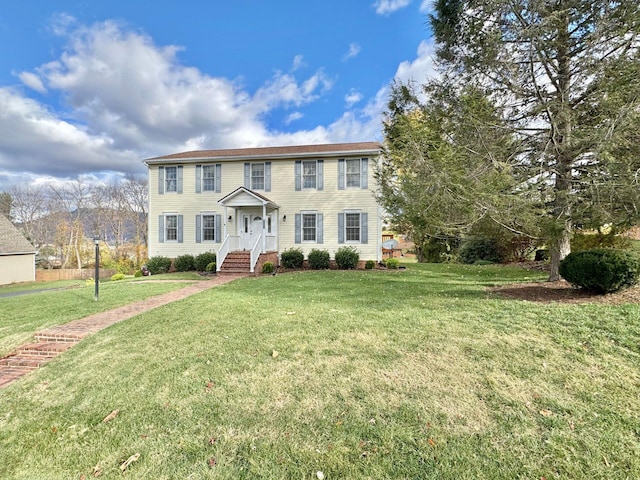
xmin=262 ymin=203 xmax=267 ymax=253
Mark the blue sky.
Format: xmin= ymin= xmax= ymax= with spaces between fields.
xmin=0 ymin=0 xmax=436 ymax=189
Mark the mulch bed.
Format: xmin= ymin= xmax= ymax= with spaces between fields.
xmin=489 ymin=280 xmax=640 ymax=305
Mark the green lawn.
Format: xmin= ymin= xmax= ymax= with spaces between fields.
xmin=0 ymin=278 xmax=200 ymax=358
xmin=1 ymin=264 xmax=639 ymax=479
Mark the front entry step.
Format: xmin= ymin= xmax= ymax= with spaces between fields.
xmin=220 ymin=251 xmax=251 ymax=274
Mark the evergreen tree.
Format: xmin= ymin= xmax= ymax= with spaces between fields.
xmin=428 ymin=0 xmax=640 ymax=279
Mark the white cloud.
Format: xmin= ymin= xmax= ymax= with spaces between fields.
xmin=284 ymin=112 xmax=304 ymax=125
xmin=373 ymin=0 xmax=411 ymax=15
xmin=291 ymin=54 xmax=305 ymax=71
xmin=345 ymin=89 xmax=363 ymax=107
xmin=394 ymin=40 xmax=437 ymax=86
xmin=419 ymin=0 xmax=432 ymax=13
xmin=18 ymin=72 xmax=47 ymax=93
xmin=0 ymin=18 xmax=391 ymax=189
xmin=343 ymin=43 xmax=361 ymax=61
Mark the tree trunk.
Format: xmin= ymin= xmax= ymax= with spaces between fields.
xmin=548 ymin=223 xmax=571 ymax=281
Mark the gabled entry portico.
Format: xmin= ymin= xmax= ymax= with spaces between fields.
xmin=217 ymin=187 xmax=280 ymax=272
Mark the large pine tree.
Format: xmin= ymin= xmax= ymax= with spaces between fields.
xmin=428 ymin=0 xmax=640 ymax=279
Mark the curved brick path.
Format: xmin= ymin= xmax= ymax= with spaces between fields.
xmin=0 ymin=275 xmax=246 ymax=388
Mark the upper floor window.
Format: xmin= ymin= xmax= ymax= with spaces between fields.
xmin=252 ymin=163 xmax=265 ymax=190
xmin=338 ymin=158 xmax=368 ymax=190
xmin=346 ymin=160 xmax=361 ymax=188
xmin=165 ymin=167 xmax=178 ymax=192
xmin=158 ymin=166 xmax=183 ymax=194
xmin=244 ymin=162 xmax=271 ymax=191
xmin=295 ymin=160 xmax=324 ymax=191
xmin=196 ymin=164 xmax=221 ymax=193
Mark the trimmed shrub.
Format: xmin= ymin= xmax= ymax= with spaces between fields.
xmin=205 ymin=262 xmax=216 ymax=272
xmin=262 ymin=262 xmax=275 ymax=274
xmin=281 ymin=248 xmax=304 ymax=269
xmin=458 ymin=238 xmax=501 ymax=264
xmin=308 ymin=249 xmax=330 ymax=270
xmin=335 ymin=246 xmax=360 ymax=270
xmin=385 ymin=258 xmax=400 ymax=269
xmin=559 ymin=248 xmax=640 ymax=293
xmin=365 ymin=260 xmax=376 ymax=270
xmin=146 ymin=256 xmax=172 ymax=275
xmin=174 ymin=254 xmax=196 ymax=272
xmin=110 ymin=273 xmax=126 ymax=281
xmin=195 ymin=252 xmax=217 ymax=272
xmin=134 ymin=270 xmax=143 ymax=278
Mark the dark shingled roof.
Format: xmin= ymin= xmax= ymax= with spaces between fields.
xmin=144 ymin=142 xmax=381 ymax=164
xmin=0 ymin=214 xmax=35 ymax=255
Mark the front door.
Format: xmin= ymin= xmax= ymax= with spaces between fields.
xmin=239 ymin=214 xmax=262 ymax=250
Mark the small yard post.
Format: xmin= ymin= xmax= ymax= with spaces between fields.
xmin=94 ymin=237 xmax=100 ymax=302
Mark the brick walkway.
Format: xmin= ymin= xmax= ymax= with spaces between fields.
xmin=0 ymin=275 xmax=246 ymax=388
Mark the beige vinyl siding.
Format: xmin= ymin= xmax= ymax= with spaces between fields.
xmin=0 ymin=254 xmax=36 ymax=285
xmin=148 ymin=154 xmax=382 ymax=262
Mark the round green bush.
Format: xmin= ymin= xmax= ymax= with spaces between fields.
xmin=205 ymin=262 xmax=216 ymax=272
xmin=335 ymin=246 xmax=360 ymax=270
xmin=146 ymin=256 xmax=172 ymax=275
xmin=308 ymin=249 xmax=330 ymax=269
xmin=261 ymin=261 xmax=275 ymax=274
xmin=459 ymin=237 xmax=501 ymax=264
xmin=365 ymin=260 xmax=376 ymax=270
xmin=110 ymin=273 xmax=126 ymax=281
xmin=195 ymin=252 xmax=217 ymax=272
xmin=174 ymin=254 xmax=196 ymax=272
xmin=385 ymin=258 xmax=400 ymax=269
xmin=134 ymin=270 xmax=143 ymax=278
xmin=559 ymin=248 xmax=640 ymax=293
xmin=281 ymin=248 xmax=304 ymax=269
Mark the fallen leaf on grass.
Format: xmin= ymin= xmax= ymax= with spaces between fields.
xmin=208 ymin=457 xmax=216 ymax=468
xmin=119 ymin=453 xmax=140 ymax=472
xmin=539 ymin=409 xmax=553 ymax=417
xmin=428 ymin=438 xmax=436 ymax=448
xmin=286 ymin=311 xmax=296 ymax=315
xmin=272 ymin=350 xmax=279 ymax=358
xmin=92 ymin=463 xmax=102 ymax=477
xmin=209 ymin=437 xmax=217 ymax=445
xmin=205 ymin=381 xmax=214 ymax=391
xmin=102 ymin=409 xmax=119 ymax=423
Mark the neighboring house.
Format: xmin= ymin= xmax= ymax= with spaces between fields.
xmin=144 ymin=142 xmax=383 ymax=272
xmin=0 ymin=214 xmax=36 ymax=285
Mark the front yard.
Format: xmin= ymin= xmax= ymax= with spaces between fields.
xmin=1 ymin=264 xmax=639 ymax=479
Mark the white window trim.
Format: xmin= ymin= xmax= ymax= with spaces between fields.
xmin=345 ymin=159 xmax=362 ymax=189
xmin=344 ymin=210 xmax=361 ymax=243
xmin=165 ymin=166 xmax=178 ymax=193
xmin=301 ymin=210 xmax=317 ymax=243
xmin=164 ymin=213 xmax=179 ymax=243
xmin=201 ymin=212 xmax=216 ymax=242
xmin=251 ymin=162 xmax=265 ymax=190
xmin=302 ymin=160 xmax=317 ymax=190
xmin=201 ymin=165 xmax=216 ymax=192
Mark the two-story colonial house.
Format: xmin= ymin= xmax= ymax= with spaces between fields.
xmin=144 ymin=142 xmax=383 ymax=272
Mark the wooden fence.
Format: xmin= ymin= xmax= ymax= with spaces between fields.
xmin=36 ymin=268 xmax=117 ymax=282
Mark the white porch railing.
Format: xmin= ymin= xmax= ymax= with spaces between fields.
xmin=217 ymin=236 xmax=230 ymax=272
xmin=217 ymin=235 xmax=240 ymax=272
xmin=249 ymin=234 xmax=263 ymax=273
xmin=265 ymin=234 xmax=277 ymax=252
